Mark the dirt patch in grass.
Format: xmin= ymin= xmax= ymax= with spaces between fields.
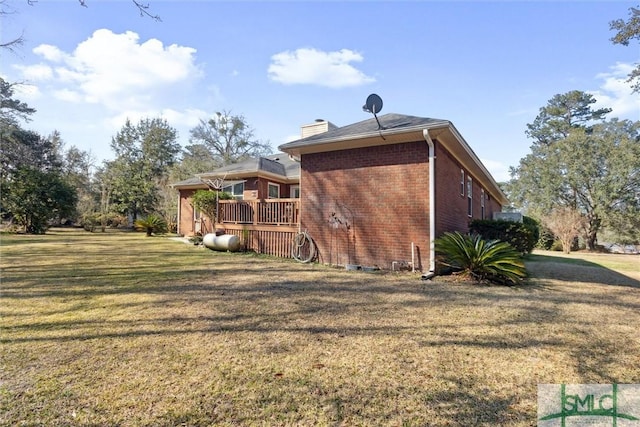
xmin=1 ymin=231 xmax=639 ymax=426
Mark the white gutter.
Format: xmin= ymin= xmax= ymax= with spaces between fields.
xmin=423 ymin=129 xmax=436 ymax=276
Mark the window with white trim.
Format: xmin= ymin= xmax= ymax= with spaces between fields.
xmin=481 ymin=189 xmax=485 ymax=219
xmin=290 ymin=185 xmax=300 ymax=198
xmin=467 ymin=176 xmax=473 ymax=217
xmin=460 ymin=169 xmax=465 ymax=196
xmin=268 ymin=182 xmax=280 ymax=199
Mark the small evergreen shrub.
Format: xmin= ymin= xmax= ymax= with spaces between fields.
xmin=537 ymin=224 xmax=555 ymax=250
xmin=435 ymin=232 xmax=526 ymax=285
xmin=469 ymin=217 xmax=538 ymax=254
xmin=134 ymin=214 xmax=167 ymax=236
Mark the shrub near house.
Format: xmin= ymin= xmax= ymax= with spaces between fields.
xmin=435 ymin=231 xmax=526 ymax=285
xmin=469 ymin=217 xmax=539 ymax=254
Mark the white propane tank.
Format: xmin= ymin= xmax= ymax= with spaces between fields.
xmin=202 ymin=233 xmax=241 ymax=252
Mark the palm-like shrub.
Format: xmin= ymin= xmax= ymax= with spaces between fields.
xmin=134 ymin=214 xmax=167 ymax=236
xmin=435 ymin=232 xmax=526 ymax=285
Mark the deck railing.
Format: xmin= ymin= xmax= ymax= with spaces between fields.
xmin=218 ymin=199 xmax=300 ymax=226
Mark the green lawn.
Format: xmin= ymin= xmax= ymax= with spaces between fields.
xmin=1 ymin=229 xmax=639 ymax=426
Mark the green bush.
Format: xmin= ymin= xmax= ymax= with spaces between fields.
xmin=435 ymin=232 xmax=526 ymax=285
xmin=469 ymin=217 xmax=538 ymax=254
xmin=537 ymin=224 xmax=555 ymax=250
xmin=550 ymin=240 xmax=564 ymax=251
xmin=81 ymin=212 xmax=101 ymax=232
xmin=191 ymin=190 xmax=235 ymax=223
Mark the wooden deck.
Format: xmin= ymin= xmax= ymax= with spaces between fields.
xmin=197 ymin=199 xmax=301 ymax=259
xmin=217 ymin=199 xmax=299 ymax=226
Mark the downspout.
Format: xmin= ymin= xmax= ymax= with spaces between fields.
xmin=289 ymin=154 xmax=302 ymax=232
xmin=423 ymin=129 xmax=436 ymax=279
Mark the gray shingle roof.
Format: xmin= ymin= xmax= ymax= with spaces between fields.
xmin=170 ymin=177 xmax=205 ymax=187
xmin=198 ymin=153 xmax=299 ymax=179
xmin=279 ymin=113 xmax=449 ymax=150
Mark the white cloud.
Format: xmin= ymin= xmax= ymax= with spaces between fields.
xmin=106 ymin=107 xmax=210 ymax=134
xmin=589 ymin=62 xmax=639 ymax=119
xmin=27 ymin=29 xmax=203 ymax=111
xmin=268 ymin=48 xmax=375 ymax=88
xmin=13 ymin=64 xmax=54 ymax=81
xmin=53 ymin=89 xmax=83 ymax=103
xmin=33 ymin=44 xmax=66 ymax=62
xmin=13 ymin=82 xmax=41 ymax=100
xmin=160 ymin=107 xmax=210 ymax=128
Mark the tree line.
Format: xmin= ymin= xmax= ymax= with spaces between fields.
xmin=503 ymin=6 xmax=640 ymax=253
xmin=0 ymin=77 xmax=271 ymax=233
xmin=505 ymin=90 xmax=639 ymax=251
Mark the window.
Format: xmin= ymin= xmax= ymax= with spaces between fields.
xmin=481 ymin=189 xmax=485 ymax=219
xmin=460 ymin=169 xmax=465 ymax=196
xmin=467 ymin=176 xmax=473 ymax=217
xmin=268 ymin=182 xmax=280 ymax=199
xmin=222 ymin=182 xmax=244 ymax=200
xmin=290 ymin=185 xmax=300 ymax=198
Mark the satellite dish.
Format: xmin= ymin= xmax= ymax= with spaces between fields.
xmin=363 ymin=93 xmax=383 ymax=114
xmin=362 ymin=93 xmax=385 ymax=130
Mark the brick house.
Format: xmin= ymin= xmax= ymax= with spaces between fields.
xmin=278 ymin=113 xmax=507 ymax=274
xmin=174 ymin=113 xmax=507 ymax=274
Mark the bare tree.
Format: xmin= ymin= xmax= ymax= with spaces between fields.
xmin=0 ymin=1 xmax=25 ymax=53
xmin=1 ymin=1 xmax=160 ymax=55
xmin=189 ymin=111 xmax=272 ymax=167
xmin=543 ymin=207 xmax=587 ymax=254
xmin=78 ymin=0 xmax=161 ymax=21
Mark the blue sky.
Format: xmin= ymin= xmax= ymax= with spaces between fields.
xmin=1 ymin=0 xmax=638 ymax=181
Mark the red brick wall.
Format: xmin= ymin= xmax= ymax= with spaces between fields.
xmin=301 ymin=141 xmax=430 ymax=270
xmin=301 ymin=139 xmax=504 ymax=270
xmin=433 ymin=141 xmax=503 ymax=235
xmin=485 ymin=191 xmax=502 ymax=219
xmin=433 ymin=142 xmax=470 ymax=235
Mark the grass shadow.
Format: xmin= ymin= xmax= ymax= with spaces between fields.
xmin=525 ymin=254 xmax=640 ymax=288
